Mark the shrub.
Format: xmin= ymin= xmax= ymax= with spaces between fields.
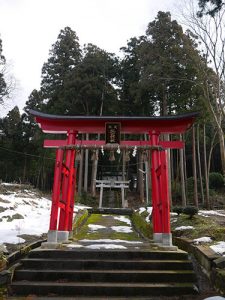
xmin=209 ymin=172 xmax=224 ymax=190
xmin=173 ymin=206 xmax=183 ymax=216
xmin=183 ymin=206 xmax=198 ymax=219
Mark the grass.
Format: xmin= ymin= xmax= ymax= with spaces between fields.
xmin=130 ymin=209 xmax=225 ymax=244
xmin=73 ymin=213 xmax=143 ymax=241
xmin=171 ymin=213 xmax=225 ymax=242
xmin=131 ymin=211 xmax=153 ymax=240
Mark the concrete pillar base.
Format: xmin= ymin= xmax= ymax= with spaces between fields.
xmin=47 ymin=230 xmax=58 ymax=243
xmin=41 ymin=242 xmax=60 ymax=249
xmin=153 ymin=233 xmax=162 ymax=244
xmin=69 ymin=231 xmax=74 ymax=239
xmin=57 ymin=230 xmax=69 ymax=243
xmin=162 ymin=233 xmax=173 ymax=246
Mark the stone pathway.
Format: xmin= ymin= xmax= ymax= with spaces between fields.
xmin=67 ymin=213 xmax=154 ymax=251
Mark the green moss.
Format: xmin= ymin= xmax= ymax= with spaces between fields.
xmin=171 ymin=214 xmax=225 ymax=241
xmin=72 ymin=209 xmax=89 ymax=237
xmin=131 ymin=212 xmax=153 ymax=240
xmin=213 ymin=269 xmax=225 ymax=294
xmin=73 ymin=213 xmax=142 ymax=241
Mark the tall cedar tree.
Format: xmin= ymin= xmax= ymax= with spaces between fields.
xmin=41 ymin=27 xmax=82 ymax=114
xmin=63 ymin=43 xmax=119 ymax=115
xmin=138 ymin=11 xmax=203 ymax=116
xmin=120 ymin=12 xmax=203 ymax=116
xmin=119 ymin=36 xmax=154 ymax=116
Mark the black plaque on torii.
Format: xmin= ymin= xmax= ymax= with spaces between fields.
xmin=105 ymin=122 xmax=121 ymax=144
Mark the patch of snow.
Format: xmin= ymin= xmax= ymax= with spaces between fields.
xmin=0 ymin=188 xmax=51 ymax=246
xmin=85 ymin=244 xmax=127 ymax=249
xmin=147 ymin=207 xmax=152 ymax=214
xmin=113 ymin=215 xmax=131 ymax=225
xmin=80 ymin=239 xmax=143 ymax=244
xmin=74 ymin=204 xmax=91 ymax=212
xmin=171 ymin=219 xmax=178 ymax=223
xmin=210 ymin=241 xmax=225 ymax=255
xmin=1 ymin=182 xmax=21 ymax=186
xmin=174 ymin=226 xmax=194 ymax=231
xmin=204 ymin=296 xmax=225 ymax=300
xmin=111 ymin=226 xmax=133 ymax=233
xmin=88 ymin=224 xmax=106 ymax=231
xmin=199 ymin=210 xmax=225 ymax=217
xmin=138 ymin=207 xmax=146 ymax=214
xmin=66 ymin=244 xmax=84 ymax=248
xmin=170 ymin=212 xmax=178 ymax=216
xmin=145 ymin=207 xmax=153 ymax=223
xmin=193 ymin=237 xmax=212 ymax=244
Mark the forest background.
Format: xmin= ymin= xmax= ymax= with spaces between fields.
xmin=0 ymin=0 xmax=225 ymax=210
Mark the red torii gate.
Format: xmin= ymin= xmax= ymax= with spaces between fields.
xmin=30 ymin=109 xmax=198 ymax=247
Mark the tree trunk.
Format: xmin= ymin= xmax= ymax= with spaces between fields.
xmin=138 ymin=151 xmax=144 ymax=203
xmin=203 ymin=124 xmax=210 ymax=209
xmin=192 ymin=126 xmax=198 ymax=208
xmin=179 ymin=134 xmax=187 ymax=207
xmin=197 ymin=124 xmax=205 ymax=205
xmin=91 ymin=150 xmax=98 ymax=197
xmin=218 ymin=128 xmax=225 ymax=176
xmin=83 ymin=133 xmax=89 ymax=192
xmin=122 ymin=150 xmax=126 ymax=181
xmin=78 ymin=149 xmax=84 ymax=196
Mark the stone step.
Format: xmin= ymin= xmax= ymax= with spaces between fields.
xmin=29 ymin=249 xmax=189 ymax=260
xmin=14 ymin=269 xmax=196 ymax=283
xmin=20 ymin=258 xmax=193 ymax=270
xmin=10 ymin=281 xmax=198 ymax=297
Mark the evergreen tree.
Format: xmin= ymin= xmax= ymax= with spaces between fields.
xmin=119 ymin=36 xmax=155 ymax=116
xmin=41 ymin=26 xmax=81 ymax=113
xmin=138 ymin=11 xmax=203 ymax=115
xmin=63 ymin=43 xmax=119 ymax=115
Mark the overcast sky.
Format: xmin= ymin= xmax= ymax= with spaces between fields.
xmin=0 ymin=0 xmax=179 ymax=116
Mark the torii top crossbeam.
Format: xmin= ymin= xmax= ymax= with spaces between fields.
xmin=30 ymin=109 xmax=198 ymax=135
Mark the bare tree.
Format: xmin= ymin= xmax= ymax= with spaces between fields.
xmin=178 ymin=1 xmax=225 ymax=176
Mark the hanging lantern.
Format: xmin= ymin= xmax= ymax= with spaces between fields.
xmin=109 ymin=150 xmax=115 ymax=161
xmin=75 ymin=150 xmax=82 ymax=161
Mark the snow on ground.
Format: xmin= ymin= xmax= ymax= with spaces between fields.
xmin=199 ymin=210 xmax=225 ymax=217
xmin=111 ymin=226 xmax=133 ymax=233
xmin=193 ymin=237 xmax=212 ymax=244
xmin=136 ymin=207 xmax=152 ymax=223
xmin=174 ymin=225 xmax=194 ymax=231
xmin=0 ymin=183 xmax=90 ymax=248
xmin=210 ymin=242 xmax=225 ymax=256
xmin=88 ymin=224 xmax=106 ymax=231
xmin=80 ymin=239 xmax=143 ymax=244
xmin=0 ymin=187 xmax=51 ymax=245
xmin=113 ymin=215 xmax=131 ymax=225
xmin=74 ymin=204 xmax=91 ymax=213
xmin=85 ymin=244 xmax=127 ymax=250
xmin=138 ymin=207 xmax=146 ymax=214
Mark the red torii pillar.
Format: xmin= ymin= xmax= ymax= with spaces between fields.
xmin=47 ymin=130 xmax=77 ymax=245
xmin=150 ymin=131 xmax=171 ymax=246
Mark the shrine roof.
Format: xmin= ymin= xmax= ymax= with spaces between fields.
xmin=29 ymin=109 xmax=199 ymax=134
